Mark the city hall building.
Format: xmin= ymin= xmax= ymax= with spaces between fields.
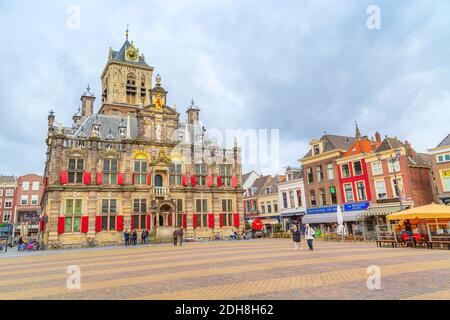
xmin=41 ymin=31 xmax=244 ymax=246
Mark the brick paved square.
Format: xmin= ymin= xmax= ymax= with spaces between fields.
xmin=0 ymin=239 xmax=449 ymax=300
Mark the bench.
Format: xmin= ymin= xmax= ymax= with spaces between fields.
xmin=427 ymin=240 xmax=450 ymax=250
xmin=376 ymin=239 xmax=397 ymax=248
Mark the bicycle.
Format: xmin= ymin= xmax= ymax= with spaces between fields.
xmin=86 ymin=238 xmax=98 ymax=247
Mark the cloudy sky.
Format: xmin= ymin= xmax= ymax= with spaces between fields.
xmin=0 ymin=0 xmax=449 ymax=176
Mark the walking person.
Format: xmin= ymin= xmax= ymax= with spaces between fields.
xmin=178 ymin=228 xmax=184 ymax=246
xmin=124 ymin=230 xmax=129 ymax=246
xmin=173 ymin=229 xmax=178 ymax=246
xmin=141 ymin=230 xmax=146 ymax=245
xmin=305 ymin=224 xmax=315 ymax=251
xmin=144 ymin=229 xmax=149 ymax=244
xmin=133 ymin=230 xmax=138 ymax=245
xmin=292 ymin=225 xmax=302 ymax=251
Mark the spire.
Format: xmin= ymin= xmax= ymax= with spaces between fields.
xmin=125 ymin=24 xmax=129 ymax=41
xmin=355 ymin=121 xmax=361 ymax=139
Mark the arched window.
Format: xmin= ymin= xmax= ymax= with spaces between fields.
xmin=140 ymin=75 xmax=146 ymax=99
xmin=155 ymin=174 xmax=163 ymax=187
xmin=126 ymin=73 xmax=137 ymax=96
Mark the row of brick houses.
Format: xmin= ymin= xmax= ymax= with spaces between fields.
xmin=0 ymin=174 xmax=44 ymax=236
xmin=243 ymin=167 xmax=307 ymax=233
xmin=243 ymin=125 xmax=449 ymax=238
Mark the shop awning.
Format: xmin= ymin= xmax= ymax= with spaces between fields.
xmin=281 ymin=211 xmax=306 ymax=218
xmin=360 ymin=205 xmax=403 ymax=217
xmin=302 ymin=212 xmax=360 ymax=224
xmin=258 ymin=214 xmax=280 ymax=219
xmin=387 ymin=203 xmax=450 ymax=220
xmin=262 ymin=220 xmax=280 ymax=226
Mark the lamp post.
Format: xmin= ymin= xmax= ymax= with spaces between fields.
xmin=377 ymin=149 xmax=404 ymax=211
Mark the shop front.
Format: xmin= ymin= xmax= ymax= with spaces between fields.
xmin=359 ymin=204 xmax=406 ymax=240
xmin=302 ymin=202 xmax=370 ymax=235
xmin=280 ymin=211 xmax=305 ymax=231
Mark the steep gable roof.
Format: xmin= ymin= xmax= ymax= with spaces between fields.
xmin=375 ymin=137 xmax=405 ymax=153
xmin=343 ymin=137 xmax=379 ymax=157
xmin=247 ymin=175 xmax=271 ymax=197
xmin=111 ymin=40 xmax=150 ymax=68
xmin=303 ymin=134 xmax=356 ymax=159
xmin=437 ymin=134 xmax=450 ymax=148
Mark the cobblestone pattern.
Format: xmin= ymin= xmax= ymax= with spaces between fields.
xmin=0 ymin=239 xmax=448 ymax=300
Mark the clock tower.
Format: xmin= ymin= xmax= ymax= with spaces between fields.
xmin=99 ymin=27 xmax=154 ymax=115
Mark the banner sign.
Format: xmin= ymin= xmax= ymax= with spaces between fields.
xmin=307 ymin=202 xmax=370 ymax=215
xmin=343 ymin=201 xmax=370 ymax=212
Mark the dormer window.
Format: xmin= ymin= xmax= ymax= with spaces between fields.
xmin=313 ymin=144 xmax=320 ymax=155
xmin=118 ymin=117 xmax=127 ymax=137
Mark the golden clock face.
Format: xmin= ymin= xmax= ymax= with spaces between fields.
xmin=125 ymin=47 xmax=139 ymax=62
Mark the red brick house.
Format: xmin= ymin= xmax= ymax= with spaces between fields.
xmin=363 ymin=137 xmax=434 ymax=233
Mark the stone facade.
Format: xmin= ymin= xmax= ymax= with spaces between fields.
xmin=41 ymin=34 xmax=244 ymax=246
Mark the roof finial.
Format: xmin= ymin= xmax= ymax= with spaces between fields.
xmin=156 ymin=74 xmax=161 ymax=85
xmin=126 ymin=24 xmax=129 ymax=41
xmin=191 ymin=98 xmax=195 ymax=106
xmin=355 ymin=121 xmax=361 ymax=139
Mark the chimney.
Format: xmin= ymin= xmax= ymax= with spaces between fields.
xmin=81 ymin=85 xmax=95 ymax=119
xmin=405 ymin=140 xmax=416 ymax=158
xmin=375 ymin=131 xmax=381 ymax=143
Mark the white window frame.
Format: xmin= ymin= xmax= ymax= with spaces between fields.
xmin=375 ymin=180 xmax=387 ymax=200
xmin=20 ymin=195 xmax=28 ymax=205
xmin=344 ymin=183 xmax=354 ymax=202
xmin=31 ymin=195 xmax=39 ymax=205
xmin=353 ymin=161 xmax=363 ymax=176
xmin=391 ymin=177 xmax=404 ymax=198
xmin=4 ymin=199 xmax=13 ymax=209
xmin=5 ymin=189 xmax=14 ymax=197
xmin=356 ymin=180 xmax=367 ymax=201
xmin=388 ymin=159 xmax=401 ymax=173
xmin=437 ymin=154 xmax=450 ymax=163
xmin=3 ymin=210 xmax=11 ymax=222
xmin=341 ymin=163 xmax=351 ymax=178
xmin=22 ymin=181 xmax=30 ymax=191
xmin=327 ymin=163 xmax=334 ymax=181
xmin=372 ymin=161 xmax=383 ymax=176
xmin=32 ymin=181 xmax=40 ymax=191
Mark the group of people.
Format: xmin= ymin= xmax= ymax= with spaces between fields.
xmin=124 ymin=229 xmax=150 ymax=246
xmin=291 ymin=224 xmax=316 ymax=251
xmin=172 ymin=228 xmax=184 ymax=246
xmin=15 ymin=235 xmax=42 ymax=251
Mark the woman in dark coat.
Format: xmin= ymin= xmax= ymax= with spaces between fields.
xmin=292 ymin=225 xmax=302 ymax=251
